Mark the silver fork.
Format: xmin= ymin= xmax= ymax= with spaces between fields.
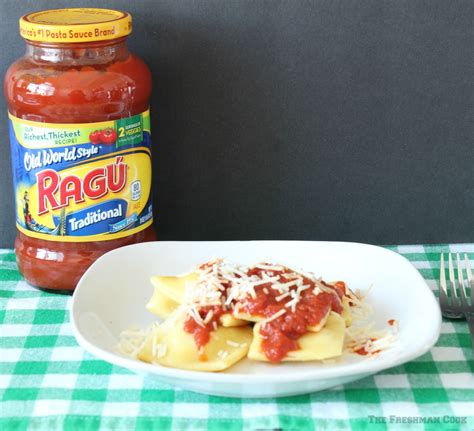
xmin=439 ymin=253 xmax=474 ymax=354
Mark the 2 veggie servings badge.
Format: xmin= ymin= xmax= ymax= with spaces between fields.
xmin=89 ymin=128 xmax=117 ymax=145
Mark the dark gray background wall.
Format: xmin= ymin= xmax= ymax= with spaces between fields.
xmin=1 ymin=0 xmax=473 ymax=247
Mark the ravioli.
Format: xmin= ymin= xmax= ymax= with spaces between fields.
xmin=307 ymin=309 xmax=331 ymax=332
xmin=146 ymin=288 xmax=180 ymax=319
xmin=220 ymin=313 xmax=248 ymax=327
xmin=232 ymin=309 xmax=264 ymax=323
xmin=150 ymin=273 xmax=247 ymax=327
xmin=306 ymin=296 xmax=351 ymax=331
xmin=247 ymin=312 xmax=346 ymax=362
xmin=150 ymin=273 xmax=198 ymax=303
xmin=138 ymin=313 xmax=253 ymax=371
xmin=122 ymin=259 xmax=372 ymax=371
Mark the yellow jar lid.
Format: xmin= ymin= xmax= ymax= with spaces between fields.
xmin=20 ymin=8 xmax=132 ymax=43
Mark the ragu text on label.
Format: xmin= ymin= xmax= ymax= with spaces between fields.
xmin=36 ymin=156 xmax=128 ymax=215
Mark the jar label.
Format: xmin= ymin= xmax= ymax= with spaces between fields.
xmin=8 ymin=110 xmax=153 ymax=242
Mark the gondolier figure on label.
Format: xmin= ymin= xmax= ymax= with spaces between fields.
xmin=23 ymin=191 xmax=32 ymax=227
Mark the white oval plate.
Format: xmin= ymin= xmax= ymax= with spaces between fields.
xmin=71 ymin=241 xmax=441 ymax=398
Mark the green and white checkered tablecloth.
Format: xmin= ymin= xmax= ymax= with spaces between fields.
xmin=1 ymin=245 xmax=473 ymax=431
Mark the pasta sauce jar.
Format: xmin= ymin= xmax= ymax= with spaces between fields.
xmin=4 ymin=8 xmax=155 ymax=291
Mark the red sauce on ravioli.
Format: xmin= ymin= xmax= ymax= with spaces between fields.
xmin=239 ymin=268 xmax=345 ymax=362
xmin=181 ymin=261 xmax=347 ymax=363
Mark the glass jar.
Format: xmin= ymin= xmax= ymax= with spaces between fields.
xmin=4 ymin=8 xmax=156 ymax=291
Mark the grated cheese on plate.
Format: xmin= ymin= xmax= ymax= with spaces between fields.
xmin=344 ymin=288 xmax=398 ymax=358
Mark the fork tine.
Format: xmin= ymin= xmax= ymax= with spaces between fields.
xmin=439 ymin=253 xmax=448 ymax=308
xmin=465 ymin=253 xmax=473 ymax=305
xmin=456 ymin=253 xmax=468 ymax=307
xmin=448 ymin=253 xmax=460 ymax=307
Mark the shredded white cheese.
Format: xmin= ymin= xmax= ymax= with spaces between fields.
xmin=344 ymin=287 xmax=398 ymax=358
xmin=275 ymin=292 xmax=290 ymax=302
xmin=226 ymin=340 xmax=240 ymax=347
xmin=203 ymin=310 xmax=214 ymax=324
xmin=254 ymin=264 xmax=284 ymax=271
xmin=262 ymin=308 xmax=287 ymax=323
xmin=117 ymin=324 xmax=154 ymax=359
xmin=217 ymin=349 xmax=229 ymax=360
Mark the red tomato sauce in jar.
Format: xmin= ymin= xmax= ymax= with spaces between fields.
xmin=4 ymin=9 xmax=155 ymax=291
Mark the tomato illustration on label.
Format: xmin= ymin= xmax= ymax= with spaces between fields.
xmin=100 ymin=128 xmax=117 ymax=145
xmin=89 ymin=130 xmax=101 ymax=144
